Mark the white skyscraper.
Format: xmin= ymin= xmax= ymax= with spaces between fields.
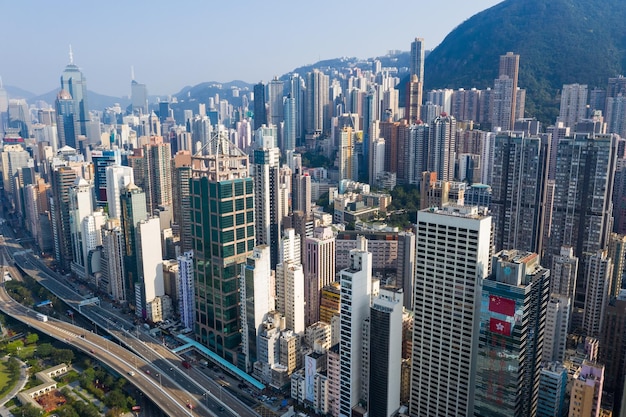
xmin=410 ymin=205 xmax=492 ymax=417
xmin=177 ymin=251 xmax=194 ymax=330
xmin=544 ymin=295 xmax=570 ymax=363
xmin=558 ymin=84 xmax=588 ymax=128
xmin=106 ymin=165 xmax=134 ymax=219
xmin=69 ymin=177 xmax=94 ymax=277
xmin=241 ymin=245 xmax=272 ymax=371
xmin=339 ymin=236 xmax=372 ymax=417
xmin=276 ymin=229 xmax=304 ymax=334
xmin=136 ymin=217 xmax=164 ymax=317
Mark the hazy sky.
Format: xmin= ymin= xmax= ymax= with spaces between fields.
xmin=0 ymin=0 xmax=502 ymax=97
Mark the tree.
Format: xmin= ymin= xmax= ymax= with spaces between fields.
xmin=15 ymin=404 xmax=42 ymax=417
xmin=35 ymin=343 xmax=54 ymax=358
xmin=104 ymin=390 xmax=127 ymax=410
xmin=56 ymin=349 xmax=74 ymax=364
xmin=25 ymin=333 xmax=39 ymax=345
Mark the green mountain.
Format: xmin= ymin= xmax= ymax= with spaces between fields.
xmin=424 ymin=0 xmax=626 ymax=124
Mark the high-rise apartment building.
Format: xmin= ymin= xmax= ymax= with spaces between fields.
xmin=581 ymin=250 xmax=612 ymax=337
xmin=428 ymin=113 xmax=456 ymax=181
xmin=50 ymin=165 xmax=78 ymax=272
xmin=177 ymin=251 xmax=194 ymax=330
xmin=410 ymin=205 xmax=492 ymax=417
xmin=241 ymin=245 xmax=272 ymax=372
xmin=172 ymin=151 xmax=192 ymax=252
xmin=253 ymin=145 xmax=282 ymax=268
xmin=490 ymin=132 xmax=549 ymax=254
xmin=599 ymin=295 xmax=626 ymax=413
xmin=305 ymin=70 xmax=330 ymax=134
xmin=406 ymin=75 xmax=422 ymax=123
xmin=537 ymin=363 xmax=568 ymax=417
xmin=546 ymin=133 xmax=617 ymax=311
xmin=543 ymin=295 xmax=570 ymax=363
xmin=474 ymin=250 xmax=550 ymax=417
xmin=568 ymin=361 xmax=604 ymax=417
xmin=558 ymin=84 xmax=588 ymax=128
xmin=339 ymin=236 xmax=372 ymax=417
xmin=191 ymin=133 xmax=255 ymax=366
xmin=498 ymin=52 xmax=520 ymax=130
xmin=143 ymin=137 xmax=172 ymax=213
xmin=100 ymin=219 xmax=126 ymax=302
xmin=304 ymin=227 xmax=336 ymax=326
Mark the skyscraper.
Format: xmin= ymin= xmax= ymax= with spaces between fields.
xmin=253 ymin=82 xmax=267 ymax=130
xmin=406 ymin=74 xmax=422 ymax=123
xmin=474 ymin=250 xmax=550 ymax=417
xmin=305 ymin=70 xmax=330 ymax=134
xmin=339 ymin=236 xmax=372 ymax=417
xmin=60 ymin=47 xmax=89 ymax=136
xmin=428 ymin=113 xmax=457 ymax=181
xmin=368 ymin=289 xmax=403 ymax=417
xmin=143 ymin=137 xmax=172 ymax=213
xmin=490 ymin=132 xmax=549 ymax=254
xmin=253 ymin=145 xmax=282 ymax=269
xmin=241 ymin=245 xmax=272 ymax=372
xmin=131 ymin=78 xmax=148 ymax=115
xmin=558 ymin=84 xmax=588 ymax=128
xmin=268 ymin=77 xmax=284 ymax=128
xmin=546 ymin=133 xmax=617 ymax=312
xmin=105 ymin=165 xmax=134 ymax=220
xmin=55 ymin=90 xmax=79 ymax=149
xmin=499 ymin=52 xmax=520 ymax=130
xmin=50 ymin=165 xmax=78 ymax=272
xmin=410 ymin=205 xmax=492 ymax=417
xmin=92 ymin=149 xmax=121 ymax=208
xmin=100 ymin=219 xmax=126 ymax=302
xmin=304 ymin=226 xmax=336 ymax=326
xmin=581 ymin=250 xmax=612 ymax=337
xmin=410 ymin=37 xmax=425 ymax=84
xmin=120 ymin=183 xmax=148 ymax=305
xmin=191 ymin=132 xmax=255 ymax=366
xmin=172 ymin=151 xmax=192 ymax=252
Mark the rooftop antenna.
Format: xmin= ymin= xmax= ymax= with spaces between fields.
xmin=131 ymin=65 xmax=135 ymax=81
xmin=69 ymin=45 xmax=74 ymax=64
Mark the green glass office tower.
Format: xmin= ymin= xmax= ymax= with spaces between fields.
xmin=475 ymin=250 xmax=550 ymax=417
xmin=191 ymin=135 xmax=254 ymax=367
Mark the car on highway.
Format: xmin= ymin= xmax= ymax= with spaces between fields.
xmin=187 ymin=402 xmax=193 ymax=409
xmin=145 ymin=369 xmax=151 ymax=375
xmin=128 ymin=371 xmax=135 ymax=376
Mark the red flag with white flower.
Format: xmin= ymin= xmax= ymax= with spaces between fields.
xmin=489 ymin=295 xmax=516 ymax=316
xmin=489 ymin=317 xmax=512 ymax=336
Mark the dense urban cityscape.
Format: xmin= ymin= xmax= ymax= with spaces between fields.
xmin=1 ymin=7 xmax=626 ymax=417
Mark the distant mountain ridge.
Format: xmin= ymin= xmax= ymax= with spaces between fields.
xmin=424 ymin=0 xmax=626 ymax=123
